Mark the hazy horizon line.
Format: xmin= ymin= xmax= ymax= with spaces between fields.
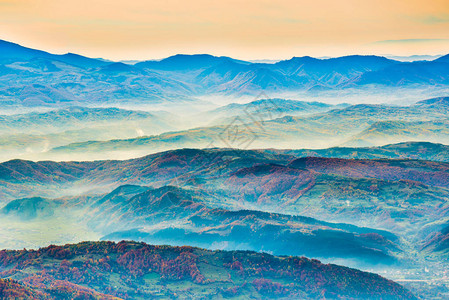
xmin=2 ymin=38 xmax=447 ymax=64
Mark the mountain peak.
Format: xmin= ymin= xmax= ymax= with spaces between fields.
xmin=136 ymin=54 xmax=248 ymax=71
xmin=0 ymin=39 xmax=52 ymax=61
xmin=0 ymin=39 xmax=107 ymax=68
xmin=96 ymin=62 xmax=145 ymax=74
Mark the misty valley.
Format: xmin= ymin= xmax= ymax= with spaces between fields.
xmin=1 ymin=40 xmax=449 ymax=299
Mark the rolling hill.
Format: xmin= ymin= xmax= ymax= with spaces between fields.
xmin=0 ymin=40 xmax=108 ymax=69
xmin=47 ymin=99 xmax=449 ymax=160
xmin=1 ymin=185 xmax=401 ymax=264
xmin=0 ymin=241 xmax=417 ymax=299
xmin=200 ymin=98 xmax=342 ymax=125
xmin=354 ymin=61 xmax=449 ymax=86
xmin=92 ymin=185 xmax=402 ymax=264
xmin=135 ymin=54 xmax=249 ymax=71
xmin=0 ymin=106 xmax=160 ymax=134
xmin=270 ymin=142 xmax=449 ymax=162
xmin=2 ymin=38 xmax=449 ymax=300
xmin=1 ymin=146 xmax=449 ymax=237
xmin=420 ymin=222 xmax=449 ymax=259
xmin=0 ymin=106 xmax=178 ymax=161
xmin=343 ymin=119 xmax=449 ymax=147
xmin=0 ymin=40 xmax=195 ymax=106
xmin=1 ymin=197 xmax=59 ymax=220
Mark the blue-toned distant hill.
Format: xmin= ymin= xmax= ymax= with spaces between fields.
xmin=0 ymin=106 xmax=176 ymax=161
xmin=47 ymin=97 xmax=449 ymax=160
xmin=270 ymin=141 xmax=449 ymax=162
xmin=200 ymin=98 xmax=345 ymax=125
xmin=414 ymin=96 xmax=449 ymax=109
xmin=1 ymin=39 xmax=449 ymax=106
xmin=342 ymin=119 xmax=449 ymax=147
xmin=94 ymin=62 xmax=148 ymax=75
xmin=0 ymin=106 xmax=155 ymax=133
xmin=135 ymin=54 xmax=250 ymax=71
xmin=1 ymin=197 xmax=61 ymax=220
xmin=0 ymin=40 xmax=108 ymax=69
xmin=354 ymin=61 xmax=449 ymax=86
xmin=0 ymin=40 xmax=195 ymax=106
xmin=272 ymin=55 xmax=397 ymax=85
xmin=435 ymin=54 xmax=449 ymax=63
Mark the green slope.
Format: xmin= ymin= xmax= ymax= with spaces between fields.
xmin=0 ymin=241 xmax=417 ymax=299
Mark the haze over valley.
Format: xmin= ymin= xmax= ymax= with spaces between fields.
xmin=1 ymin=5 xmax=449 ymax=297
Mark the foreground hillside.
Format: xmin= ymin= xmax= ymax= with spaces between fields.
xmin=0 ymin=241 xmax=416 ymax=300
xmin=0 ymin=278 xmax=118 ymax=299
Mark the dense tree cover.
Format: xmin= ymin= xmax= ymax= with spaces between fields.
xmin=0 ymin=278 xmax=48 ymax=300
xmin=91 ymin=184 xmax=400 ymax=265
xmin=0 ymin=278 xmax=118 ymax=300
xmin=0 ymin=241 xmax=416 ymax=299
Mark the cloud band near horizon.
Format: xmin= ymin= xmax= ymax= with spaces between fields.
xmin=1 ymin=0 xmax=449 ymax=60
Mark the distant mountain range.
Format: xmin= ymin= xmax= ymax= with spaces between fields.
xmin=2 ymin=39 xmax=449 ymax=299
xmin=0 ymin=40 xmax=108 ymax=69
xmin=1 ymin=39 xmax=449 ymax=106
xmin=385 ymin=54 xmax=444 ymax=62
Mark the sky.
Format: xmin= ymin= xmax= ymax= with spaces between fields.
xmin=1 ymin=0 xmax=449 ymax=61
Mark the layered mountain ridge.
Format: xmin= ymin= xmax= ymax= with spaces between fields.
xmin=1 ymin=39 xmax=449 ymax=107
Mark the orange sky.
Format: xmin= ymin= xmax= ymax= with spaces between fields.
xmin=1 ymin=0 xmax=449 ymax=60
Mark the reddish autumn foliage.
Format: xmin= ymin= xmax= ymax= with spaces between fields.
xmin=0 ymin=241 xmax=417 ymax=299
